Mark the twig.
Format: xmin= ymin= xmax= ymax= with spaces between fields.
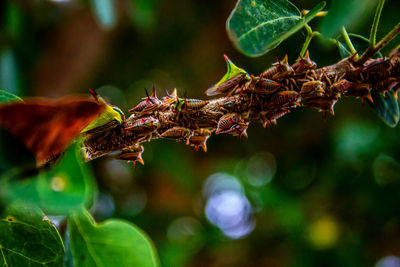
xmin=341 ymin=27 xmax=358 ymax=60
xmin=369 ymin=0 xmax=385 ymax=49
xmin=358 ymin=22 xmax=400 ymax=64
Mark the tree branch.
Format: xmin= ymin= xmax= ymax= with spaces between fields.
xmin=82 ymin=49 xmax=400 ymax=164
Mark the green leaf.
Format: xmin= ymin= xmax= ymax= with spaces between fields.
xmin=369 ymin=90 xmax=399 ymax=128
xmin=0 ymin=142 xmax=97 ymax=215
xmin=90 ymin=0 xmax=117 ymax=30
xmin=320 ymin=0 xmax=376 ymax=37
xmin=0 ymin=203 xmax=64 ymax=266
xmin=337 ymin=33 xmax=382 ymax=59
xmin=0 ymin=89 xmax=22 ymax=103
xmin=0 ymin=49 xmax=19 ymax=95
xmin=226 ymin=0 xmax=326 ymax=57
xmin=69 ymin=208 xmax=160 ymax=267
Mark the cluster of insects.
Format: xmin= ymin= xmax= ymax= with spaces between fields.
xmin=82 ymin=48 xmax=400 ymax=165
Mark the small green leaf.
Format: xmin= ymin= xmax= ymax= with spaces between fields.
xmin=205 ymin=55 xmax=249 ymax=96
xmin=320 ymin=0 xmax=376 ymax=37
xmin=69 ymin=208 xmax=160 ymax=267
xmin=0 ymin=142 xmax=97 ymax=215
xmin=90 ymin=0 xmax=117 ymax=30
xmin=226 ymin=0 xmax=326 ymax=57
xmin=0 ymin=203 xmax=64 ymax=266
xmin=337 ymin=33 xmax=382 ymax=59
xmin=0 ymin=89 xmax=22 ymax=103
xmin=369 ymin=90 xmax=399 ymax=128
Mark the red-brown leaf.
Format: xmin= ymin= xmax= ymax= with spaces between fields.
xmin=0 ymin=97 xmax=104 ymax=164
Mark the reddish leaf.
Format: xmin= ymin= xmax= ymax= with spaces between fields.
xmin=0 ymin=97 xmax=104 ymax=164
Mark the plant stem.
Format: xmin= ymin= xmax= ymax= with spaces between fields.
xmin=358 ymin=22 xmax=400 ymax=64
xmin=341 ymin=26 xmax=358 ymax=59
xmin=369 ymin=0 xmax=385 ymax=49
xmin=300 ymin=24 xmax=314 ymax=57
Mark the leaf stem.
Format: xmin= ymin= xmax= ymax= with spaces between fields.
xmin=300 ymin=24 xmax=314 ymax=57
xmin=369 ymin=0 xmax=385 ymax=49
xmin=341 ymin=26 xmax=358 ymax=59
xmin=358 ymin=22 xmax=400 ymax=64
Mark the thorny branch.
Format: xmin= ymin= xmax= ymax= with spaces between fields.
xmin=82 ymin=48 xmax=400 ymax=165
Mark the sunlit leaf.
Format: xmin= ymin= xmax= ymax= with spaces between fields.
xmin=69 ymin=208 xmax=160 ymax=267
xmin=0 ymin=142 xmax=98 ymax=215
xmin=226 ymin=0 xmax=326 ymax=57
xmin=0 ymin=203 xmax=64 ymax=266
xmin=90 ymin=0 xmax=117 ymax=30
xmin=0 ymin=48 xmax=19 ymax=95
xmin=320 ymin=0 xmax=376 ymax=37
xmin=370 ymin=90 xmax=399 ymax=128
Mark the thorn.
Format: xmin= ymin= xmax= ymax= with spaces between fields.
xmin=365 ymin=93 xmax=374 ymax=103
xmin=394 ymin=91 xmax=398 ymax=100
xmin=152 ymin=86 xmax=157 ymax=98
xmin=241 ymin=130 xmax=248 ymax=139
xmin=165 ymin=89 xmax=170 ymax=97
xmin=172 ymin=88 xmax=177 ymax=97
xmin=282 ymin=54 xmax=288 ymax=64
xmin=304 ymin=50 xmax=310 ymax=59
xmin=137 ymin=156 xmax=144 ymax=166
xmin=201 ymin=143 xmax=207 ymax=152
xmin=88 ymin=88 xmax=98 ymax=98
xmin=223 ymin=54 xmax=229 ymax=61
xmin=275 ymin=56 xmax=282 ymax=66
xmin=272 ymin=120 xmax=277 ymax=125
xmin=145 ymin=88 xmax=155 ymax=104
xmin=349 ymin=51 xmax=359 ymax=62
xmin=330 ymin=107 xmax=335 ymax=116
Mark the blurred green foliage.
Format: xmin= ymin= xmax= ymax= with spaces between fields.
xmin=0 ymin=0 xmax=400 ymax=266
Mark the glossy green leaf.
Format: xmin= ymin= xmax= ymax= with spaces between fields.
xmin=90 ymin=0 xmax=117 ymax=30
xmin=0 ymin=49 xmax=19 ymax=95
xmin=0 ymin=142 xmax=97 ymax=215
xmin=0 ymin=203 xmax=64 ymax=266
xmin=369 ymin=90 xmax=399 ymax=128
xmin=227 ymin=0 xmax=326 ymax=57
xmin=337 ymin=33 xmax=382 ymax=59
xmin=320 ymin=0 xmax=376 ymax=37
xmin=0 ymin=89 xmax=22 ymax=103
xmin=69 ymin=208 xmax=160 ymax=267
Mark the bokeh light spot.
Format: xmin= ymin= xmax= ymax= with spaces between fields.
xmin=375 ymin=256 xmax=400 ymax=267
xmin=308 ymin=215 xmax=339 ymax=249
xmin=246 ymin=152 xmax=276 ymax=187
xmin=50 ymin=175 xmax=67 ymax=192
xmin=203 ymin=173 xmax=254 ymax=239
